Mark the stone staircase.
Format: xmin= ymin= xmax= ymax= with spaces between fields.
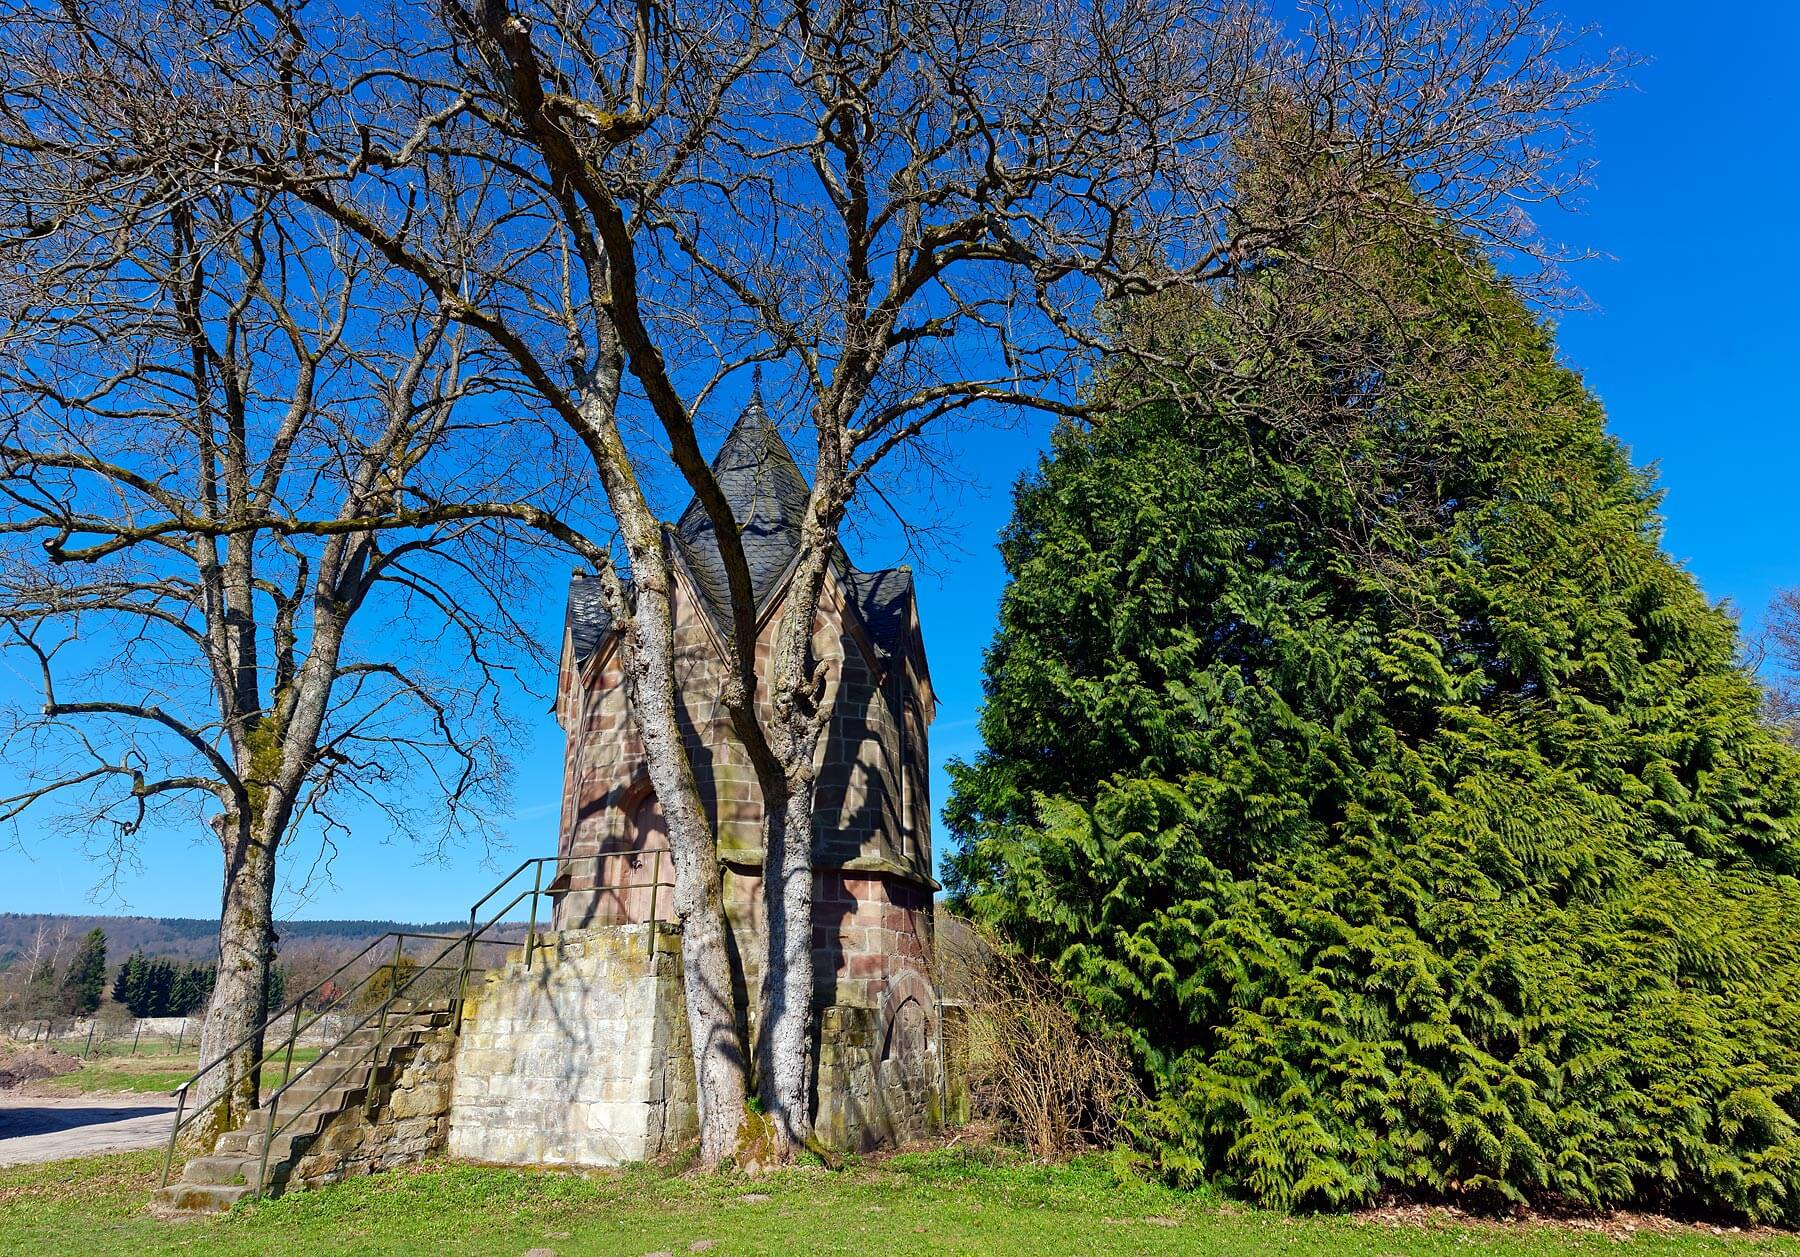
xmin=152 ymin=1003 xmax=454 ymax=1215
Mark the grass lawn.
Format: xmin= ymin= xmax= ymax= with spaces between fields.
xmin=61 ymin=1047 xmax=324 ymax=1095
xmin=1 ymin=1147 xmax=1795 ymax=1256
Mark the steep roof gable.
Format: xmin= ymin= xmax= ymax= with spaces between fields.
xmin=671 ymin=392 xmax=811 ymax=618
xmin=565 ymin=393 xmax=915 ymax=665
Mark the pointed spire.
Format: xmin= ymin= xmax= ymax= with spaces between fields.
xmin=744 ymin=364 xmax=769 ymax=428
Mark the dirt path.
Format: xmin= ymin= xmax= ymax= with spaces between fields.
xmin=0 ymin=1091 xmax=178 ymax=1165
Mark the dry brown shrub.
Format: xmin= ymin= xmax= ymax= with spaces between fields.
xmin=937 ymin=918 xmax=1142 ymax=1158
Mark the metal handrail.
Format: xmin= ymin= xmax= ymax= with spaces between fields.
xmin=161 ymin=849 xmax=674 ymax=1193
xmin=167 ymin=927 xmax=497 ymax=1106
xmin=169 ymin=931 xmax=402 ymax=1104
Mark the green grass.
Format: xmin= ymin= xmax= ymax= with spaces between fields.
xmin=0 ymin=1147 xmax=1794 ymax=1256
xmin=62 ymin=1046 xmax=324 ymax=1095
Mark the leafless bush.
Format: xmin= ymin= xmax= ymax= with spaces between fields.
xmin=939 ymin=919 xmax=1141 ymax=1158
xmin=1757 ymin=588 xmax=1800 ymax=744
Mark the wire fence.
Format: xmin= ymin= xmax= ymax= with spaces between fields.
xmin=2 ymin=1013 xmax=365 ymax=1058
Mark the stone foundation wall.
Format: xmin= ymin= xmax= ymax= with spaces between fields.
xmin=446 ymin=920 xmax=968 ymax=1168
xmin=448 ymin=923 xmax=696 ymax=1167
xmin=288 ymin=1029 xmax=457 ymax=1187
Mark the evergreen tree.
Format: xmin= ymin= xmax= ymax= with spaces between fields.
xmin=263 ymin=965 xmax=286 ymax=1018
xmin=111 ymin=952 xmax=146 ymax=1014
xmin=142 ymin=957 xmax=176 ymax=1016
xmin=948 ymin=228 xmax=1800 ymax=1221
xmin=58 ymin=927 xmax=105 ymax=1015
xmin=170 ymin=964 xmax=215 ymax=1017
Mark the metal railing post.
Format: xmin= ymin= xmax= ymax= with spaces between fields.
xmin=524 ymin=861 xmax=543 ymax=970
xmin=453 ymin=908 xmax=477 ymax=1034
xmin=377 ymin=933 xmax=402 ymax=1046
xmin=161 ymin=1083 xmax=189 ymax=1187
xmin=280 ymin=1001 xmax=301 ymax=1093
xmin=646 ymin=849 xmax=663 ymax=958
xmin=254 ymin=1091 xmax=279 ymax=1199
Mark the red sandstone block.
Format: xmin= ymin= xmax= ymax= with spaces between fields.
xmin=846 ymin=951 xmax=890 ymax=979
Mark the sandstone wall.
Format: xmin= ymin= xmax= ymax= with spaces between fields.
xmin=815 ymin=1001 xmax=968 ymax=1152
xmin=447 ymin=921 xmax=965 ymax=1165
xmin=448 ymin=924 xmax=697 ymax=1167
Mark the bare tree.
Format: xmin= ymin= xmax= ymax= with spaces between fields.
xmin=2 ymin=0 xmax=1623 ymax=1161
xmin=1760 ymin=589 xmax=1800 ymax=742
xmin=0 ymin=15 xmax=576 ymax=1124
xmin=0 ymin=920 xmax=69 ymax=1031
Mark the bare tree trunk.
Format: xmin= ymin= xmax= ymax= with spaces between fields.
xmin=619 ymin=572 xmax=749 ymax=1163
xmin=576 ymin=371 xmax=750 ymax=1163
xmin=755 ymin=778 xmax=817 ymax=1148
xmin=193 ymin=825 xmax=275 ymax=1132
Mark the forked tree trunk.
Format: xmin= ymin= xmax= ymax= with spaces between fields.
xmin=580 ymin=374 xmax=751 ymax=1164
xmin=192 ymin=826 xmax=276 ymax=1135
xmin=753 ymin=528 xmax=839 ymax=1151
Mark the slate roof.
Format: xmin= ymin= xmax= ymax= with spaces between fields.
xmin=841 ymin=565 xmax=913 ymax=661
xmin=565 ymin=394 xmax=914 ymax=665
xmin=671 ymin=392 xmax=812 ymax=619
xmin=567 ymin=573 xmax=614 ymax=661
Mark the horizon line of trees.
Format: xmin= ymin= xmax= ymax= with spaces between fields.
xmin=0 ymin=924 xmax=295 ymax=1025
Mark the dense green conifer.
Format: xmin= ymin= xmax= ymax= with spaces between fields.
xmin=58 ymin=927 xmax=106 ymax=1015
xmin=110 ymin=952 xmax=144 ymax=1012
xmin=947 ymin=228 xmax=1800 ymax=1220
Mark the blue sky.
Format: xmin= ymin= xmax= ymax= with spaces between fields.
xmin=5 ymin=0 xmax=1797 ymax=922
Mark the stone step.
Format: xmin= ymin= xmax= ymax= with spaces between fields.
xmin=179 ymin=1154 xmax=255 ymax=1186
xmin=334 ymin=1030 xmax=414 ymax=1044
xmin=340 ymin=1022 xmax=439 ymax=1046
xmin=164 ymin=1010 xmax=450 ymax=1212
xmin=241 ymin=1107 xmax=326 ymax=1138
xmin=267 ymin=1085 xmax=368 ymax=1116
xmin=271 ymin=1057 xmax=374 ymax=1085
xmin=151 ymin=1182 xmax=255 ymax=1215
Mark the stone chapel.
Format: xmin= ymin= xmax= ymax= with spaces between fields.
xmin=154 ymin=396 xmax=963 ymax=1211
xmin=448 ymin=393 xmax=958 ymax=1162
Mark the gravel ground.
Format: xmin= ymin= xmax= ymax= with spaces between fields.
xmin=0 ymin=1091 xmax=178 ymax=1165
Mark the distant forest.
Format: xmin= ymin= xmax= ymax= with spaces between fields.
xmin=0 ymin=913 xmax=473 ymax=970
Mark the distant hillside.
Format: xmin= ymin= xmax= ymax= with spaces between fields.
xmin=0 ymin=913 xmax=475 ymax=970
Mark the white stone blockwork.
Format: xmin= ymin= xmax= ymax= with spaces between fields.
xmin=448 ymin=923 xmax=697 ymax=1167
